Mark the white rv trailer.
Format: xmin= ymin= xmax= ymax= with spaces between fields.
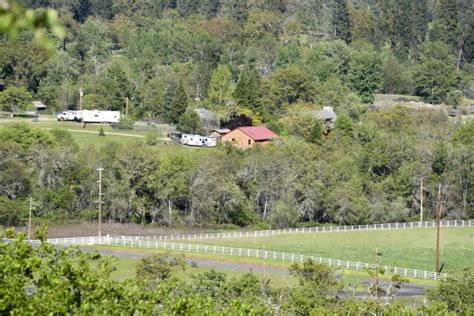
xmin=181 ymin=134 xmax=216 ymax=147
xmin=79 ymin=110 xmax=121 ymax=123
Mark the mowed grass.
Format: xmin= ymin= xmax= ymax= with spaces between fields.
xmin=90 ymin=245 xmax=438 ymax=287
xmin=176 ymin=227 xmax=473 ymax=273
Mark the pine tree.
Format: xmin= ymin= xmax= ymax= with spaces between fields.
xmin=233 ymin=69 xmax=261 ymax=112
xmin=437 ymin=0 xmax=460 ymax=50
xmin=169 ymin=81 xmax=188 ymax=124
xmin=332 ymin=0 xmax=351 ymax=44
xmin=162 ymin=83 xmax=176 ymax=123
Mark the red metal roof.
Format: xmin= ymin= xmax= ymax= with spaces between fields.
xmin=237 ymin=126 xmax=278 ymax=141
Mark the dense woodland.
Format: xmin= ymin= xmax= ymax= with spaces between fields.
xmin=1 ymin=116 xmax=473 ymax=227
xmin=0 ymin=0 xmax=474 ymax=119
xmin=0 ymin=0 xmax=474 ymax=227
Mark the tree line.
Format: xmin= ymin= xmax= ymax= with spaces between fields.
xmin=0 ymin=0 xmax=473 ymax=128
xmin=1 ymin=108 xmax=473 ymax=228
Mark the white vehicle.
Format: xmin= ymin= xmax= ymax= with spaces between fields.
xmin=57 ymin=110 xmax=77 ymax=121
xmin=80 ymin=110 xmax=121 ymax=123
xmin=181 ymin=134 xmax=216 ymax=147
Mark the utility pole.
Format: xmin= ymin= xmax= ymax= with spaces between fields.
xmin=436 ymin=183 xmax=442 ymax=273
xmin=420 ymin=178 xmax=423 ymax=224
xmin=27 ymin=197 xmax=33 ymax=241
xmin=79 ymin=88 xmax=84 ymax=125
xmin=97 ymin=167 xmax=104 ymax=238
xmin=125 ymin=97 xmax=128 ymax=116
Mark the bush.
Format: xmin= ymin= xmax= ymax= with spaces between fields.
xmin=0 ymin=197 xmax=27 ymax=226
xmin=145 ymin=131 xmax=160 ymax=145
xmin=116 ymin=116 xmax=134 ymax=130
xmin=444 ymin=90 xmax=463 ymax=107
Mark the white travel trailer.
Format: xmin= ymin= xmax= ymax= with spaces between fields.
xmin=57 ymin=110 xmax=77 ymax=121
xmin=80 ymin=110 xmax=121 ymax=123
xmin=181 ymin=134 xmax=216 ymax=147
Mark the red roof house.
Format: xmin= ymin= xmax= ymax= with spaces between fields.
xmin=221 ymin=126 xmax=278 ymax=149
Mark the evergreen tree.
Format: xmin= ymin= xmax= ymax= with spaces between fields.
xmin=332 ymin=0 xmax=351 ymax=43
xmin=436 ymin=0 xmax=460 ymax=51
xmin=221 ymin=0 xmax=248 ymax=22
xmin=169 ymin=81 xmax=188 ymax=124
xmin=162 ymin=83 xmax=176 ymax=123
xmin=233 ymin=69 xmax=261 ymax=112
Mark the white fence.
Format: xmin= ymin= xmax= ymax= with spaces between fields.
xmin=32 ymin=236 xmax=447 ymax=281
xmin=103 ymin=220 xmax=473 ymax=242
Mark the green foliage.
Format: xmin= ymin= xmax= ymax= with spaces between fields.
xmin=334 ymin=113 xmax=354 ymax=138
xmin=145 ymin=131 xmax=160 ymax=145
xmin=135 ymin=252 xmax=186 ymax=286
xmin=306 ymin=120 xmax=323 ymax=144
xmin=233 ymin=68 xmax=261 ymax=112
xmin=0 ymin=123 xmax=55 ymax=149
xmin=177 ymin=109 xmax=204 ymax=134
xmin=0 ymin=86 xmax=33 ymax=112
xmin=444 ymin=90 xmax=463 ymax=107
xmin=427 ymin=269 xmax=474 ymax=314
xmin=452 ymin=121 xmax=474 ymax=145
xmin=414 ymin=60 xmax=458 ymax=104
xmin=0 ymin=231 xmax=148 ymax=314
xmin=116 ymin=116 xmax=134 ymax=130
xmin=432 ymin=142 xmax=449 ymax=176
xmin=0 ymin=196 xmax=27 ymax=226
xmin=98 ymin=125 xmax=105 ymax=137
xmin=169 ymin=81 xmax=188 ymax=124
xmin=332 ymin=0 xmax=351 ymax=43
xmin=348 ymin=50 xmax=383 ymax=103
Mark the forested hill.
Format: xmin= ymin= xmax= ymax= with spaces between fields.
xmin=1 ymin=0 xmax=473 ymax=121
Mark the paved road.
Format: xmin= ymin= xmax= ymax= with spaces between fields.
xmin=88 ymin=248 xmax=431 ymax=297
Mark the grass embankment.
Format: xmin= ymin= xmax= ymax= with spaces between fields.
xmin=169 ymin=227 xmax=473 ymax=273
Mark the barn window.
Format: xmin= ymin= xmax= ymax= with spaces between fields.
xmin=248 ymin=139 xmax=251 ymax=145
xmin=232 ymin=138 xmax=235 ymax=141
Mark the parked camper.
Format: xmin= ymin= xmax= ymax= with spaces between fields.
xmin=202 ymin=137 xmax=217 ymax=147
xmin=180 ymin=134 xmax=216 ymax=147
xmin=81 ymin=110 xmax=120 ymax=123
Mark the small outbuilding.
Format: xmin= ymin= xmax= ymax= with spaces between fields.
xmin=210 ymin=128 xmax=231 ymax=140
xmin=221 ymin=126 xmax=278 ymax=149
xmin=314 ymin=106 xmax=337 ymax=128
xmin=33 ymin=101 xmax=47 ymax=112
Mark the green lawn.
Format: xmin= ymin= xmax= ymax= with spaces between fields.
xmin=91 ymin=245 xmax=439 ymax=287
xmin=175 ymin=227 xmax=473 ymax=273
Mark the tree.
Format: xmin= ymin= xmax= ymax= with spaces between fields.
xmin=135 ymin=252 xmax=186 ymax=287
xmin=348 ymin=50 xmax=382 ymax=104
xmin=435 ymin=0 xmax=460 ymax=52
xmin=0 ymin=86 xmax=33 ymax=112
xmin=177 ymin=109 xmax=204 ymax=134
xmin=306 ymin=121 xmax=323 ymax=144
xmin=233 ymin=68 xmax=261 ymax=112
xmin=413 ymin=60 xmax=458 ymax=104
xmin=169 ymin=81 xmax=188 ymax=124
xmin=207 ymin=64 xmax=233 ymax=109
xmin=427 ymin=269 xmax=474 ymax=314
xmin=0 ymin=229 xmax=149 ymax=314
xmin=332 ymin=0 xmax=351 ymax=43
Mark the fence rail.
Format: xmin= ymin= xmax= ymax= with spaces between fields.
xmin=29 ymin=236 xmax=447 ymax=281
xmin=99 ymin=220 xmax=473 ymax=242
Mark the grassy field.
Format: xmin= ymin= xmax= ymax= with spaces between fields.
xmin=176 ymin=227 xmax=473 ymax=273
xmin=94 ymin=246 xmax=427 ymax=289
